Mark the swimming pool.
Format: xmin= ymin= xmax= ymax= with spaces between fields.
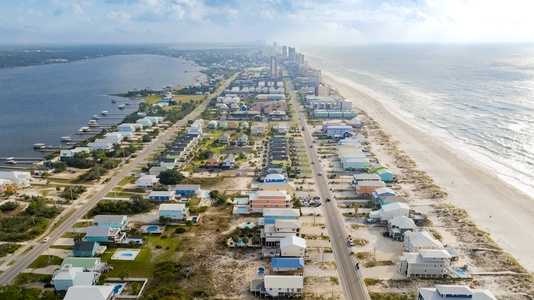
xmin=237 ymin=207 xmax=247 ymax=213
xmin=111 ymin=248 xmax=141 ymax=261
xmin=121 ymin=253 xmax=133 ymax=257
xmin=179 ymin=199 xmax=188 ymax=203
xmin=146 ymin=226 xmax=158 ymax=232
xmin=258 ymin=267 xmax=265 ymax=275
xmin=244 ymin=191 xmax=255 ymax=195
xmin=113 ymin=284 xmax=123 ymax=294
xmin=235 ymin=198 xmax=247 ymax=204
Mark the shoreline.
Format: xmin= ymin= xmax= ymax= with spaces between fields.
xmin=322 ymin=73 xmax=534 ymax=273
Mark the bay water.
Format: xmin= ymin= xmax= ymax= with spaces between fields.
xmin=0 ymin=54 xmax=203 ymax=161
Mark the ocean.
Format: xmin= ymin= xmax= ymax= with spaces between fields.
xmin=0 ymin=54 xmax=204 ymax=162
xmin=304 ymin=44 xmax=534 ymax=196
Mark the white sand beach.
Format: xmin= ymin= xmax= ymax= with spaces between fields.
xmin=325 ymin=75 xmax=534 ymax=273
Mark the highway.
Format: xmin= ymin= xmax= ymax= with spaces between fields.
xmin=285 ymin=78 xmax=371 ymax=300
xmin=0 ymin=73 xmax=237 ymax=286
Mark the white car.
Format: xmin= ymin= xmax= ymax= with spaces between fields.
xmin=42 ymin=236 xmax=50 ymax=243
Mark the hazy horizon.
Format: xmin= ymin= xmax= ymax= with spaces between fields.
xmin=1 ymin=0 xmax=534 ymax=46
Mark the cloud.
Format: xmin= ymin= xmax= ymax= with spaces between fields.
xmin=107 ymin=11 xmax=132 ymax=22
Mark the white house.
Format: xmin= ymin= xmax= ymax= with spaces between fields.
xmin=369 ymin=202 xmax=410 ymax=222
xmin=404 ymin=230 xmax=444 ymax=253
xmin=387 ymin=216 xmax=417 ymax=240
xmin=60 ymin=147 xmax=91 ymax=158
xmin=135 ymin=175 xmax=159 ymax=188
xmin=52 ymin=265 xmax=98 ymax=291
xmin=398 ymin=249 xmax=451 ymax=278
xmin=159 ymin=203 xmax=189 ymax=221
xmin=418 ymin=285 xmax=497 ymax=300
xmin=264 ymin=275 xmax=303 ymax=298
xmin=64 ymin=285 xmax=115 ymax=300
xmin=87 ymin=140 xmax=114 ymax=151
xmin=279 ymin=236 xmax=307 ymax=257
xmin=262 ymin=219 xmax=302 ymax=246
xmin=103 ymin=132 xmax=124 ymax=145
xmin=0 ymin=171 xmax=32 ymax=188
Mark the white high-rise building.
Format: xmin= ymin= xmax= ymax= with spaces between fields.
xmin=270 ymin=56 xmax=278 ymax=79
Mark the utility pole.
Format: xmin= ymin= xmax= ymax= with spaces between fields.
xmin=47 ymin=247 xmax=51 ymax=263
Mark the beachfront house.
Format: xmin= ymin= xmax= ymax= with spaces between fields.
xmin=261 ymin=219 xmax=302 ymax=246
xmin=93 ymin=215 xmax=127 ymax=231
xmin=174 ymin=184 xmax=200 ymax=196
xmin=418 ymin=285 xmax=497 ymax=300
xmin=376 ymin=168 xmax=396 ymax=182
xmin=271 ymin=257 xmax=305 ymax=274
xmin=279 ymin=236 xmax=307 ymax=257
xmin=355 ymin=180 xmax=386 ymax=196
xmin=64 ymin=286 xmax=115 ymax=300
xmin=264 ymin=173 xmax=286 ymax=183
xmin=398 ymin=249 xmax=452 ymax=278
xmin=249 ymin=190 xmax=292 ymax=213
xmin=351 ymin=173 xmax=382 ymax=184
xmin=404 ymin=230 xmax=444 ymax=253
xmin=148 ymin=190 xmax=176 ymax=201
xmin=52 ymin=265 xmax=98 ymax=291
xmin=372 ymin=187 xmax=397 ymax=203
xmin=257 ymin=182 xmax=295 ymax=196
xmin=369 ymin=202 xmax=411 ymax=222
xmin=72 ymin=241 xmax=99 ymax=257
xmin=135 ymin=175 xmax=159 ymax=188
xmin=262 ymin=208 xmax=300 ymax=225
xmin=250 ymin=275 xmax=303 ymax=298
xmin=387 ymin=216 xmax=417 ymax=240
xmin=379 ymin=196 xmax=408 ymax=206
xmin=159 ymin=203 xmax=189 ymax=222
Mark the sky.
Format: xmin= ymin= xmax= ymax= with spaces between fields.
xmin=1 ymin=0 xmax=534 ymax=46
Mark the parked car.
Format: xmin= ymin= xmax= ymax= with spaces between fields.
xmin=318 ymin=172 xmax=323 ymax=176
xmin=326 ymin=198 xmax=331 ymax=202
xmin=366 ymin=218 xmax=377 ymax=224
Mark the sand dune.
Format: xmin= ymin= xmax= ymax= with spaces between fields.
xmin=325 ymin=75 xmax=534 ymax=273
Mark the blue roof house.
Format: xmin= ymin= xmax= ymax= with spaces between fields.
xmin=72 ymin=241 xmax=99 ymax=257
xmin=174 ymin=184 xmax=201 ymax=196
xmin=271 ymin=257 xmax=305 ymax=273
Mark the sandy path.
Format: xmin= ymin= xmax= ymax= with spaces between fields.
xmin=325 ymin=75 xmax=534 ymax=273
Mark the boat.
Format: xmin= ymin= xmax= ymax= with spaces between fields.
xmin=88 ymin=120 xmax=99 ymax=127
xmin=5 ymin=158 xmax=17 ymax=165
xmin=111 ymin=99 xmax=117 ymax=103
xmin=125 ymin=101 xmax=131 ymax=105
xmin=60 ymin=136 xmax=71 ymax=142
xmin=33 ymin=143 xmax=45 ymax=149
xmin=184 ymin=70 xmax=188 ymax=73
xmin=118 ymin=104 xmax=125 ymax=109
xmin=92 ymin=115 xmax=100 ymax=120
xmin=101 ymin=111 xmax=108 ymax=116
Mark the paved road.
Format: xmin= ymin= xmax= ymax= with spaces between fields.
xmin=0 ymin=73 xmax=238 ymax=286
xmin=285 ymin=78 xmax=371 ymax=300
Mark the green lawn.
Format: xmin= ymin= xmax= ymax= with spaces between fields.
xmin=102 ymin=248 xmax=153 ymax=278
xmin=28 ymin=255 xmax=63 ymax=269
xmin=188 ymin=198 xmax=201 ymax=207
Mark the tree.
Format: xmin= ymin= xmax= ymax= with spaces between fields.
xmin=251 ymin=235 xmax=260 ymax=244
xmin=159 ymin=169 xmax=184 ymax=185
xmin=119 ymin=270 xmax=130 ymax=280
xmin=232 ymin=235 xmax=240 ymax=243
xmin=159 ymin=216 xmax=170 ymax=225
xmin=242 ymin=236 xmax=249 ymax=244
